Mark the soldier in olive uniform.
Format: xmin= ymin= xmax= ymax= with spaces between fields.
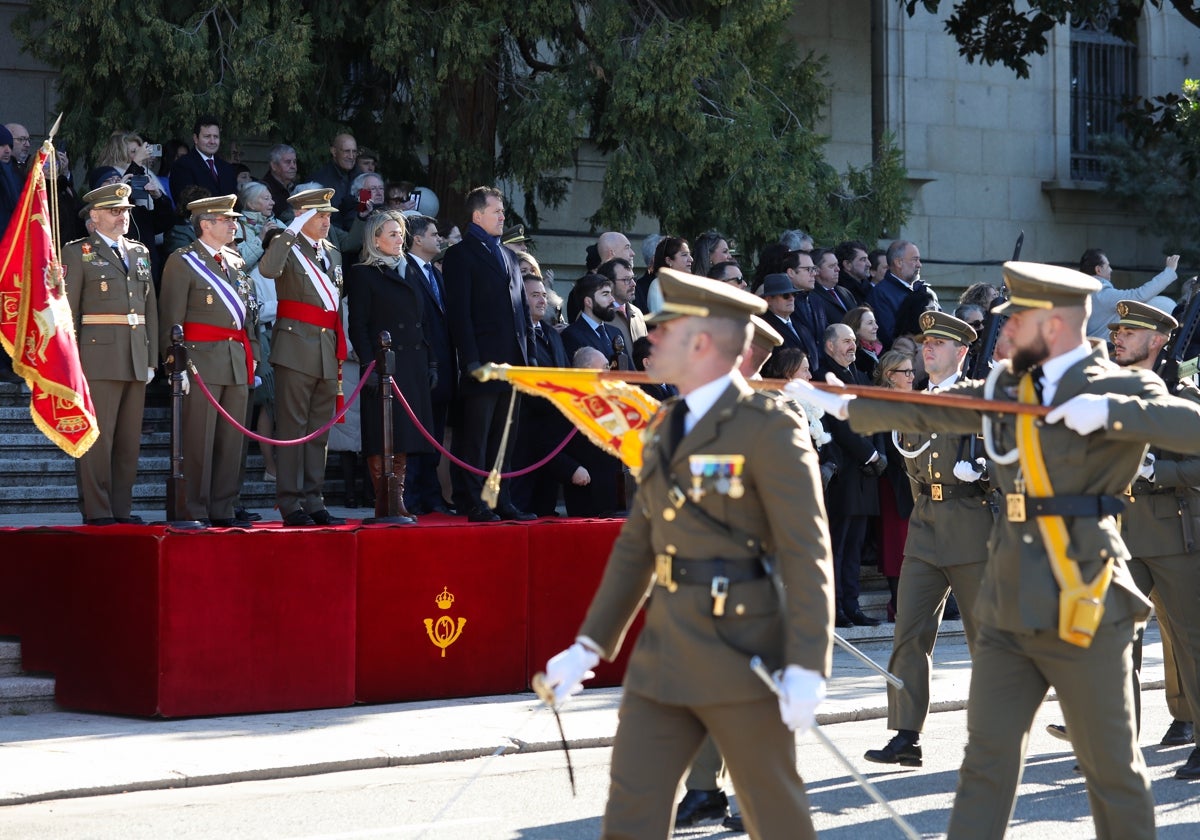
xmin=544 ymin=268 xmax=835 ymax=840
xmin=865 ymin=311 xmax=993 ymax=767
xmin=796 ymin=262 xmax=1200 ymax=840
xmin=159 ymin=195 xmax=260 ymax=526
xmin=258 ymin=187 xmax=345 ymax=527
xmin=64 ymin=183 xmax=158 ymax=525
xmin=1109 ymin=300 xmax=1200 ymax=778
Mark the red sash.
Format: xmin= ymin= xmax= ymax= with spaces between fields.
xmin=276 ymin=299 xmax=348 ymax=361
xmin=182 ymin=322 xmax=254 ymax=384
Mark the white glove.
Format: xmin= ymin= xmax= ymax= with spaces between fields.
xmin=953 ymin=458 xmax=984 ymax=482
xmin=253 ymin=374 xmax=263 ymax=389
xmin=775 ymin=665 xmax=825 ymax=734
xmin=544 ymin=642 xmax=600 ymax=707
xmin=1045 ymin=394 xmax=1109 ymax=435
xmin=145 ymin=367 xmax=155 ymax=384
xmin=1137 ymin=452 xmax=1156 ymax=482
xmin=784 ymin=377 xmax=852 ymax=421
xmin=286 ymin=207 xmax=318 ymax=234
xmin=179 ymin=371 xmax=190 ymax=395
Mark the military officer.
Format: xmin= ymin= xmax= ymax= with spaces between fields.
xmin=544 ymin=268 xmax=834 ymax=839
xmin=63 ymin=183 xmax=158 ymax=525
xmin=865 ymin=311 xmax=993 ymax=767
xmin=794 ymin=262 xmax=1200 ymax=840
xmin=1108 ymin=300 xmax=1200 ymax=777
xmin=258 ymin=187 xmax=346 ymax=527
xmin=159 ymin=194 xmax=260 ymax=526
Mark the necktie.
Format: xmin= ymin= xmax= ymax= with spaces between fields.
xmin=827 ymin=286 xmax=846 ymax=311
xmin=596 ymin=324 xmax=612 ymax=354
xmin=424 ymin=262 xmax=444 ymax=308
xmin=1028 ymin=365 xmax=1047 ymax=404
xmin=316 ymin=246 xmax=328 ymax=272
xmin=206 ymin=157 xmax=218 ymax=183
xmin=666 ymin=398 xmax=689 ymax=457
xmin=110 ymin=242 xmax=127 ymax=272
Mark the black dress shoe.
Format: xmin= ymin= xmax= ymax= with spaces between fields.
xmin=722 ymin=813 xmax=745 ymax=832
xmin=308 ymin=509 xmax=346 ymax=526
xmin=427 ymin=500 xmax=456 ymax=515
xmin=468 ymin=507 xmax=501 ymax=523
xmin=496 ymin=504 xmax=536 ymax=521
xmin=673 ymin=788 xmax=728 ymax=827
xmin=1175 ymin=747 xmax=1200 ymax=779
xmin=835 ymin=612 xmax=853 ymax=628
xmin=234 ymin=508 xmax=263 ymax=522
xmin=211 ymin=518 xmax=252 ymax=528
xmin=1163 ymin=720 xmax=1195 ymax=746
xmin=115 ymin=515 xmax=145 ymax=525
xmin=282 ymin=510 xmax=316 ymax=527
xmin=849 ymin=610 xmax=881 ymax=627
xmin=864 ymin=733 xmax=923 ymax=767
xmin=86 ymin=517 xmax=117 ymax=526
xmin=1046 ymin=723 xmax=1070 ymax=742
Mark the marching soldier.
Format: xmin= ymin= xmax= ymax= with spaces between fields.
xmin=258 ymin=187 xmax=346 ymax=527
xmin=794 ymin=262 xmax=1200 ymax=840
xmin=63 ymin=183 xmax=158 ymax=525
xmin=865 ymin=311 xmax=993 ymax=767
xmin=544 ymin=268 xmax=834 ymax=839
xmin=159 ymin=194 xmax=260 ymax=527
xmin=1109 ymin=300 xmax=1200 ymax=777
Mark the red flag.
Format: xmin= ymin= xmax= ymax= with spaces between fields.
xmin=0 ymin=146 xmax=99 ymax=457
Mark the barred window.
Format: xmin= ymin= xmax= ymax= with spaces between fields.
xmin=1070 ymin=12 xmax=1137 ymax=181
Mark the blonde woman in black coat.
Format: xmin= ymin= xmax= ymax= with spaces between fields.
xmin=346 ymin=210 xmax=435 ymax=521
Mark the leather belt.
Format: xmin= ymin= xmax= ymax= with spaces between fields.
xmin=918 ymin=482 xmax=984 ymax=501
xmin=654 ymin=555 xmax=765 ymax=589
xmin=1021 ymin=494 xmax=1125 ymax=518
xmin=81 ymin=313 xmax=146 ymax=327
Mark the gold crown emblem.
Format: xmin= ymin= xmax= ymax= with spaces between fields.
xmin=1116 ymin=302 xmax=1129 ymax=317
xmin=435 ymin=587 xmax=455 ymax=609
xmin=919 ymin=311 xmax=936 ymax=331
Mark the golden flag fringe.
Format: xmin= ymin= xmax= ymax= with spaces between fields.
xmin=0 ymin=135 xmax=100 ymax=458
xmin=476 ymin=363 xmax=661 ymax=473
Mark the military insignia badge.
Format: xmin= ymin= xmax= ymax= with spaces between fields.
xmin=206 ymin=293 xmax=214 ymax=306
xmin=99 ymin=280 xmax=108 ymax=293
xmin=81 ymin=243 xmax=93 ymax=261
xmin=688 ymin=454 xmax=746 ymax=502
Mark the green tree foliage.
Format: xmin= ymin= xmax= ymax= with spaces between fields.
xmin=1096 ymin=80 xmax=1200 ymax=260
xmin=904 ymin=1 xmax=1200 ymax=78
xmin=16 ymin=0 xmax=908 ymax=253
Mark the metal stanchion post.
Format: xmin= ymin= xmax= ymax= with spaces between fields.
xmin=364 ymin=330 xmax=409 ymax=525
xmin=164 ymin=324 xmax=203 ymax=529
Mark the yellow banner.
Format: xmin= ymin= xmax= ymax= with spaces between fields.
xmin=477 ymin=363 xmax=660 ymax=472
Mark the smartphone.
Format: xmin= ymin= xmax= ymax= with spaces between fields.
xmin=144 ymin=143 xmax=162 ymax=158
xmin=358 ymin=188 xmax=372 ymax=214
xmin=410 ymin=191 xmax=421 ymax=211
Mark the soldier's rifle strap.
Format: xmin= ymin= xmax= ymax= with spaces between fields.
xmin=1016 ymin=374 xmax=1112 ymax=649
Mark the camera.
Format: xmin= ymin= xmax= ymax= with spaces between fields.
xmin=144 ymin=143 xmax=162 ymax=158
xmin=357 ymin=188 xmax=372 ymax=214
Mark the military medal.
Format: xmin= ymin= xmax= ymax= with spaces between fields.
xmin=687 ymin=455 xmax=746 ymax=501
xmin=81 ymin=243 xmax=93 ymax=262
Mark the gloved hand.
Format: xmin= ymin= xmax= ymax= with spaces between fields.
xmin=253 ymin=375 xmax=263 ymax=389
xmin=1137 ymin=452 xmax=1156 ymax=482
xmin=953 ymin=458 xmax=985 ymax=482
xmin=1046 ymin=394 xmax=1109 ymax=435
xmin=544 ymin=641 xmax=600 ymax=706
xmin=784 ymin=377 xmax=853 ymax=421
xmin=860 ymin=451 xmax=887 ymax=477
xmin=429 ymin=367 xmax=439 ymax=391
xmin=286 ymin=208 xmax=318 ymax=234
xmin=775 ymin=665 xmax=826 ymax=734
xmin=179 ymin=371 xmax=190 ymax=395
xmin=145 ymin=367 xmax=155 ymax=384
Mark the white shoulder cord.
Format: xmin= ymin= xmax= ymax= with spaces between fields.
xmin=982 ymin=360 xmax=1020 ymax=465
xmin=891 ymin=430 xmax=931 ymax=459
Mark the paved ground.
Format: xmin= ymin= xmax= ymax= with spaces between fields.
xmin=0 ymin=624 xmax=1171 ymax=808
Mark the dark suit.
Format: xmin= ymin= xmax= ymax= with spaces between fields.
xmin=443 ymin=228 xmax=530 ymax=513
xmin=763 ymin=310 xmax=818 ymax=371
xmin=561 ymin=315 xmax=631 ymax=368
xmin=578 ymin=375 xmax=833 ymax=838
xmin=866 ymin=272 xmax=915 ymax=347
xmin=812 ymin=283 xmax=856 ymax=324
xmin=404 ymin=254 xmax=457 ymax=511
xmin=63 ymin=234 xmax=158 ymax=521
xmin=169 ymin=149 xmax=238 ymax=200
xmin=159 ymin=241 xmax=259 ymax=521
xmin=261 ymin=172 xmax=295 ymax=223
xmin=790 ymin=294 xmax=826 ymax=367
xmin=820 ymin=361 xmax=881 ymax=617
xmin=511 ymin=320 xmax=576 ymax=516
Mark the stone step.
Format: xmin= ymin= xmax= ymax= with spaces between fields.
xmin=0 ymin=675 xmax=58 ymax=715
xmin=0 ymin=640 xmax=23 ymax=678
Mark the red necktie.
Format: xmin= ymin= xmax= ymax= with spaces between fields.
xmin=206 ymin=157 xmax=218 ymax=183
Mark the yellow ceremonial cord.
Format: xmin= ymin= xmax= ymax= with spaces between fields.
xmin=1016 ymin=374 xmax=1113 ymax=648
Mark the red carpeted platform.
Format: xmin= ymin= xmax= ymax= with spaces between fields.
xmin=0 ymin=516 xmax=630 ymax=717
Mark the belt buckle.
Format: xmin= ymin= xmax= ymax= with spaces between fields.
xmin=127 ymin=313 xmax=140 ymax=327
xmin=655 ymin=554 xmax=678 ymax=593
xmin=710 ymin=576 xmax=729 ymax=617
xmin=1006 ymin=493 xmax=1026 ymax=522
xmin=930 ymin=483 xmax=943 ymax=501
